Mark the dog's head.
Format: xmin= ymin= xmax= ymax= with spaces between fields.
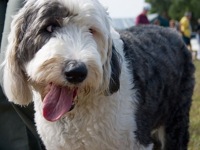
xmin=3 ymin=0 xmax=122 ymax=121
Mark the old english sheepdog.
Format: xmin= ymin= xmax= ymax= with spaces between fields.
xmin=2 ymin=0 xmax=195 ymax=149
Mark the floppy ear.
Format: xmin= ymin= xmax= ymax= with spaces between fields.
xmin=108 ymin=45 xmax=122 ymax=94
xmin=103 ymin=35 xmax=122 ymax=95
xmin=2 ymin=11 xmax=33 ymax=105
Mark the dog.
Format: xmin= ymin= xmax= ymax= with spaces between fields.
xmin=2 ymin=0 xmax=195 ymax=149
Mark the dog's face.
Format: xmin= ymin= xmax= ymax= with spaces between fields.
xmin=3 ymin=0 xmax=121 ymax=121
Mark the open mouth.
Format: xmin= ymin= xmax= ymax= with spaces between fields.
xmin=42 ymin=83 xmax=78 ymax=122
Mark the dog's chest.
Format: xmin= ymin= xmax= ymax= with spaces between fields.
xmin=44 ymin=115 xmax=134 ymax=150
xmin=35 ymin=94 xmax=135 ymax=150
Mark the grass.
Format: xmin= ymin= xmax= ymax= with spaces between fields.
xmin=189 ymin=60 xmax=200 ymax=150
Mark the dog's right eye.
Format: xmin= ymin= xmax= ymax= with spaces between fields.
xmin=46 ymin=25 xmax=57 ymax=33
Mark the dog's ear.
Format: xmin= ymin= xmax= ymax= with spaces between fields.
xmin=103 ymin=39 xmax=122 ymax=95
xmin=2 ymin=11 xmax=33 ymax=105
xmin=108 ymin=45 xmax=122 ymax=94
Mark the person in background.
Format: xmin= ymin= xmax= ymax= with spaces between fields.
xmin=196 ymin=18 xmax=200 ymax=60
xmin=153 ymin=19 xmax=160 ymax=26
xmin=135 ymin=3 xmax=151 ymax=26
xmin=170 ymin=19 xmax=177 ymax=29
xmin=0 ymin=0 xmax=45 ymax=149
xmin=169 ymin=19 xmax=181 ymax=35
xmin=179 ymin=12 xmax=193 ymax=56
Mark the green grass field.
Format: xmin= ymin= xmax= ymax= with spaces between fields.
xmin=189 ymin=60 xmax=200 ymax=150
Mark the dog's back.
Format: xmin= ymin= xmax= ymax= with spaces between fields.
xmin=119 ymin=25 xmax=195 ymax=149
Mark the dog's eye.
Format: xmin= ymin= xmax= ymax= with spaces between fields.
xmin=46 ymin=25 xmax=56 ymax=33
xmin=89 ymin=28 xmax=94 ymax=34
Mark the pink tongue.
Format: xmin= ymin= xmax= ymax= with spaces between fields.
xmin=43 ymin=84 xmax=74 ymax=122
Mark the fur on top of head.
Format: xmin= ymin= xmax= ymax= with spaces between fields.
xmin=3 ymin=0 xmax=122 ymax=106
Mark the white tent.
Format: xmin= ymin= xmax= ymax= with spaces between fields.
xmin=111 ymin=13 xmax=158 ymax=30
xmin=111 ymin=18 xmax=135 ymax=30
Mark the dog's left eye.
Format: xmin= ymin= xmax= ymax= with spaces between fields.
xmin=89 ymin=28 xmax=94 ymax=34
xmin=46 ymin=25 xmax=57 ymax=33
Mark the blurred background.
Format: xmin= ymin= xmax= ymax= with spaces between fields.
xmin=100 ymin=0 xmax=200 ymax=29
xmin=99 ymin=0 xmax=200 ymax=150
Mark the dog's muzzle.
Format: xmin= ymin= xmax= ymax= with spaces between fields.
xmin=64 ymin=60 xmax=88 ymax=84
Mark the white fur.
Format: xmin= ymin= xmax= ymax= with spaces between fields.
xmin=2 ymin=0 xmax=153 ymax=149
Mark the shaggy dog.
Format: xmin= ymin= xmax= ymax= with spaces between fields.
xmin=2 ymin=0 xmax=195 ymax=149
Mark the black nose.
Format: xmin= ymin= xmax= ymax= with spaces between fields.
xmin=64 ymin=61 xmax=87 ymax=84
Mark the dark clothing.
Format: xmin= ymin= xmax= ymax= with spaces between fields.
xmin=0 ymin=88 xmax=44 ymax=150
xmin=0 ymin=0 xmax=45 ymax=149
xmin=196 ymin=24 xmax=200 ymax=32
xmin=182 ymin=35 xmax=191 ymax=45
xmin=135 ymin=13 xmax=149 ymax=25
xmin=197 ymin=24 xmax=200 ymax=40
xmin=0 ymin=0 xmax=7 ymax=44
